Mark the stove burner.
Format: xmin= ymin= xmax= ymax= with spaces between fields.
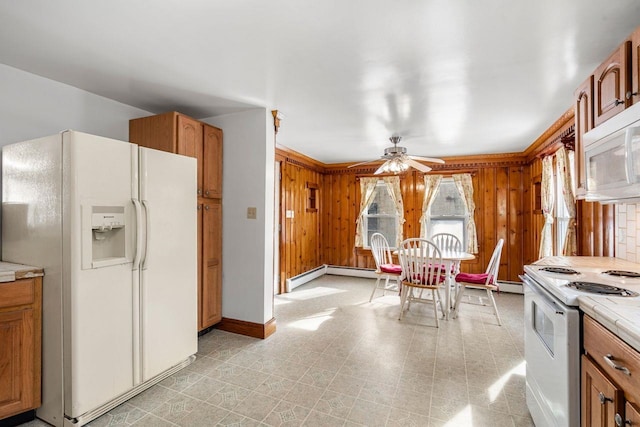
xmin=540 ymin=267 xmax=580 ymax=275
xmin=602 ymin=270 xmax=640 ymax=278
xmin=567 ymin=281 xmax=639 ymax=297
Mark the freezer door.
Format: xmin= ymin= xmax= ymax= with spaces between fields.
xmin=65 ymin=131 xmax=137 ymax=418
xmin=139 ymin=147 xmax=198 ymax=381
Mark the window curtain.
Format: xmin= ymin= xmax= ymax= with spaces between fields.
xmin=419 ymin=175 xmax=442 ymax=238
xmin=453 ymin=173 xmax=479 ymax=254
xmin=381 ymin=176 xmax=405 ymax=247
xmin=557 ymin=147 xmax=577 ymax=256
xmin=355 ymin=177 xmax=379 ymax=247
xmin=539 ymin=156 xmax=554 ymax=258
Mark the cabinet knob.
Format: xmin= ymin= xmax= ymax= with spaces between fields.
xmin=626 ymin=91 xmax=639 ymax=100
xmin=615 ymin=413 xmax=631 ymax=426
xmin=204 ymin=205 xmax=210 ymax=211
xmin=205 ymin=190 xmax=210 ymax=196
xmin=198 ymin=189 xmax=203 ymax=196
xmin=599 ymin=391 xmax=613 ymax=405
xmin=615 ymin=98 xmax=625 ymax=106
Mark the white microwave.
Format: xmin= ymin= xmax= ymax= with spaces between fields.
xmin=584 ymin=102 xmax=640 ymax=203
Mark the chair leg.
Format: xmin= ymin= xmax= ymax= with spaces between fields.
xmin=370 ymin=276 xmax=381 ymax=302
xmin=486 ymin=288 xmax=502 ymax=326
xmin=382 ymin=275 xmax=390 ymax=296
xmin=453 ymin=284 xmax=466 ymax=319
xmin=431 ymin=289 xmax=439 ymax=328
xmin=398 ymin=285 xmax=410 ymax=320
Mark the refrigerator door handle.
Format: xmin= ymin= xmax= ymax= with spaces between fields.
xmin=132 ymin=199 xmax=143 ymax=270
xmin=141 ymin=200 xmax=150 ymax=270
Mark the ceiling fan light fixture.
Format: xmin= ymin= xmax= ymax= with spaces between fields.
xmin=376 ymin=157 xmax=410 ymax=174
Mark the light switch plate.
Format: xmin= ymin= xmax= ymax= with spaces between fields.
xmin=247 ymin=207 xmax=257 ymax=219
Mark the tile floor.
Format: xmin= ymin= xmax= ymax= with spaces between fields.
xmin=21 ymin=275 xmax=534 ymax=427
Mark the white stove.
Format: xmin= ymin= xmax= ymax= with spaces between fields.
xmin=521 ymin=257 xmax=640 ymax=427
xmin=523 ymin=264 xmax=640 ymax=306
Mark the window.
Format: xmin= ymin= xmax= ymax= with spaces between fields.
xmin=362 ymin=181 xmax=399 ymax=248
xmin=424 ymin=178 xmax=467 ymax=247
xmin=554 ymin=151 xmax=575 ymax=255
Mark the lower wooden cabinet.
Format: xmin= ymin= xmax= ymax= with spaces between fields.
xmin=200 ymin=200 xmax=222 ymax=329
xmin=582 ymin=355 xmax=623 ymax=427
xmin=582 ymin=315 xmax=640 ymax=427
xmin=0 ymin=277 xmax=42 ymax=420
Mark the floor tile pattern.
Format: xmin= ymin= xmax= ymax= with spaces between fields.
xmin=21 ymin=276 xmax=534 ymax=426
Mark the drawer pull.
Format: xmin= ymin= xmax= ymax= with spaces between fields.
xmin=604 ymin=354 xmax=631 ymax=376
xmin=599 ymin=392 xmax=613 ymax=404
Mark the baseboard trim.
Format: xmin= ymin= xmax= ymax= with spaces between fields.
xmin=217 ymin=317 xmax=276 ymax=339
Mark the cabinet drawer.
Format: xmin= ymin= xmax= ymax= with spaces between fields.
xmin=583 ymin=315 xmax=640 ymax=403
xmin=0 ymin=279 xmax=34 ymax=309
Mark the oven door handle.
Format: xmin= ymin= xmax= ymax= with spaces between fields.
xmin=520 ymin=274 xmax=568 ymax=316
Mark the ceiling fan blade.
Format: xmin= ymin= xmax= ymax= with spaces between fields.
xmin=373 ymin=160 xmax=391 ymax=175
xmin=347 ymin=158 xmax=382 ymax=168
xmin=404 ymin=158 xmax=432 ymax=173
xmin=408 ymin=155 xmax=445 ymax=164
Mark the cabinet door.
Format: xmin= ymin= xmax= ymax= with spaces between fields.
xmin=203 ymin=125 xmax=222 ymax=199
xmin=0 ymin=308 xmax=35 ymax=419
xmin=197 ymin=203 xmax=203 ymax=330
xmin=630 ymin=28 xmax=640 ymax=105
xmin=594 ymin=42 xmax=631 ymax=127
xmin=177 ymin=114 xmax=204 ymax=196
xmin=582 ymin=355 xmax=623 ymax=427
xmin=624 ymin=402 xmax=640 ymax=426
xmin=575 ymin=75 xmax=594 ymax=194
xmin=201 ymin=200 xmax=222 ymax=329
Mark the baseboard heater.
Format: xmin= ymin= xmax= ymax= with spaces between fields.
xmin=286 ymin=265 xmax=328 ymax=292
xmin=286 ymin=265 xmax=524 ymax=294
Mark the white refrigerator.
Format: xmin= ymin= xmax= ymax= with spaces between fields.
xmin=2 ymin=130 xmax=198 ymax=427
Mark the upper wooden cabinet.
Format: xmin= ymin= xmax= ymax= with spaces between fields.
xmin=629 ymin=27 xmax=640 ymax=105
xmin=575 ymin=75 xmax=594 ymax=194
xmin=593 ymin=41 xmax=631 ymax=127
xmin=130 ymin=111 xmax=223 ymax=199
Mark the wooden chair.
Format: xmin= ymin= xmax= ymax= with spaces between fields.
xmin=368 ymin=233 xmax=402 ymax=302
xmin=453 ymin=239 xmax=504 ymax=325
xmin=397 ymin=238 xmax=445 ymax=327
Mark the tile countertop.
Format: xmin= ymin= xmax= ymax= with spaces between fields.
xmin=0 ymin=261 xmax=44 ymax=282
xmin=534 ymin=256 xmax=640 ymax=353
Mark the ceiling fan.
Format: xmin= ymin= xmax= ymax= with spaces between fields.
xmin=348 ymin=136 xmax=445 ymax=174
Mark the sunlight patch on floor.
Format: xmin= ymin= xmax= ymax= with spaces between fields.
xmin=489 ymin=359 xmax=526 ymax=401
xmin=289 ymin=308 xmax=336 ymax=331
xmin=444 ymin=405 xmax=473 ymax=426
xmin=278 ymin=286 xmax=347 ymax=301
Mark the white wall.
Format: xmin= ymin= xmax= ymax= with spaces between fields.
xmin=204 ymin=109 xmax=275 ymax=324
xmin=0 ymin=64 xmax=151 ymax=145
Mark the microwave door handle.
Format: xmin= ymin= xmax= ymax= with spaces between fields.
xmin=625 ymin=127 xmax=638 ymax=184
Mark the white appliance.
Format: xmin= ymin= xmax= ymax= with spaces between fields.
xmin=521 ymin=260 xmax=640 ymax=427
xmin=583 ymin=101 xmax=640 ymax=203
xmin=2 ymin=131 xmax=198 ymax=427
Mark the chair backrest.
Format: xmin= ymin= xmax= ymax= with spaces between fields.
xmin=370 ymin=233 xmax=394 ymax=269
xmin=398 ymin=238 xmax=445 ymax=286
xmin=485 ymin=238 xmax=504 ymax=285
xmin=431 ymin=233 xmax=462 ymax=253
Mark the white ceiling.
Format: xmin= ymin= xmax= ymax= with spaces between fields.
xmin=1 ymin=1 xmax=640 ymax=163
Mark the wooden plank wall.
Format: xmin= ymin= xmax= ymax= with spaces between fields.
xmin=276 ymin=148 xmax=527 ymax=282
xmin=276 ymin=106 xmax=615 ymax=288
